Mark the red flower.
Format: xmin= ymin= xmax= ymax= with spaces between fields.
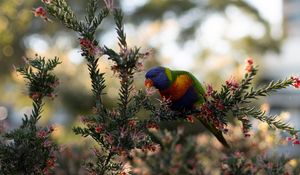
xmin=291 ymin=76 xmax=300 ymax=88
xmin=214 ymin=100 xmax=224 ymax=110
xmin=186 ymin=115 xmax=194 ymax=123
xmin=33 ymin=7 xmax=46 ymax=17
xmin=79 ymin=38 xmax=102 ymax=57
xmin=245 ymin=57 xmax=254 ymax=73
xmin=33 ymin=7 xmax=50 ymax=21
xmin=205 ymin=84 xmax=214 ymax=97
xmin=37 ymin=130 xmax=48 ymax=138
xmin=142 ymin=144 xmax=157 ymax=152
xmin=292 ymin=139 xmax=300 ymax=145
xmin=95 ymin=125 xmax=103 ymax=133
xmin=199 ymin=104 xmax=213 ymax=117
xmin=147 ymin=144 xmax=157 ymax=152
xmin=46 ymin=158 xmax=55 ymax=168
xmin=246 ymin=57 xmax=254 ymax=65
xmin=147 ymin=122 xmax=159 ymax=129
xmin=30 ymin=92 xmax=41 ymax=101
xmin=128 ymin=119 xmax=137 ymax=128
xmin=226 ymin=77 xmax=239 ymax=91
xmin=79 ymin=38 xmax=93 ymax=48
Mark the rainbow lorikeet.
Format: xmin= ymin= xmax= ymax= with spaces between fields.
xmin=145 ymin=66 xmax=229 ymax=148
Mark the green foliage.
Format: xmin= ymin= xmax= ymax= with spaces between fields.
xmin=208 ymin=66 xmax=298 ymax=136
xmin=36 ymin=0 xmax=300 ymax=174
xmin=0 ymin=55 xmax=60 ymax=174
xmin=17 ymin=55 xmax=60 ymax=102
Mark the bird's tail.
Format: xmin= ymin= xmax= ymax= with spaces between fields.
xmin=198 ymin=118 xmax=230 ymax=148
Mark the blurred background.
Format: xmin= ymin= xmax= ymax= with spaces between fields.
xmin=0 ymin=0 xmax=300 ymax=173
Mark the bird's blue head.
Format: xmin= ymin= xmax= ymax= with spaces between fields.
xmin=145 ymin=66 xmax=171 ymax=90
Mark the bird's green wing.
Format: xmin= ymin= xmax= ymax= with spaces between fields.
xmin=187 ymin=72 xmax=206 ymax=105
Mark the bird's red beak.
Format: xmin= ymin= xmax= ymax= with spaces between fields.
xmin=144 ymin=79 xmax=153 ymax=88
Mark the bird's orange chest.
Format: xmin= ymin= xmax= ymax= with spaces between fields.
xmin=159 ymin=74 xmax=193 ymax=101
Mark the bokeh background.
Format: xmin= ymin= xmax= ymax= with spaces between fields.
xmin=0 ymin=0 xmax=300 ymax=173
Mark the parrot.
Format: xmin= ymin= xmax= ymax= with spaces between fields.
xmin=145 ymin=66 xmax=229 ymax=148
